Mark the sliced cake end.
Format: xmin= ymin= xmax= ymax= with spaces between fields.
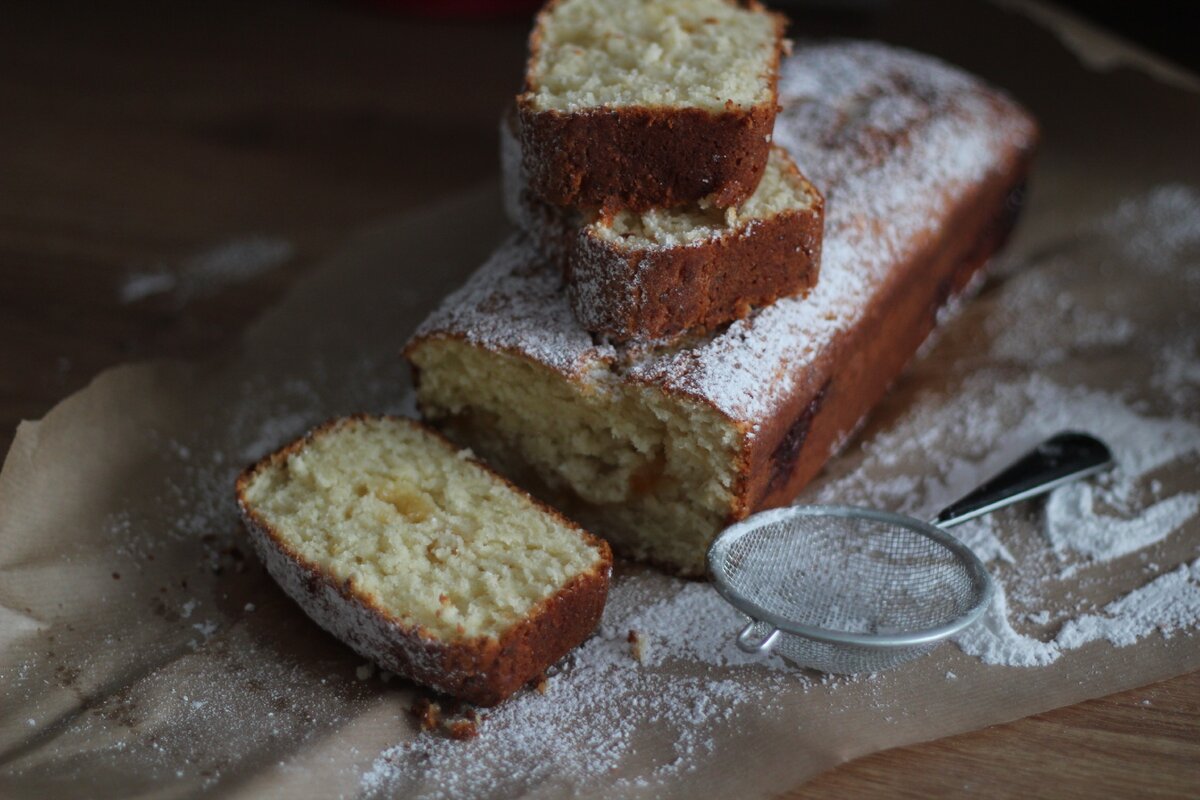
xmin=235 ymin=415 xmax=612 ymax=706
xmin=574 ymin=146 xmax=823 ymax=341
xmin=517 ymin=0 xmax=787 ymax=211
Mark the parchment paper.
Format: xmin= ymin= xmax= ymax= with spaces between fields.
xmin=2 ymin=4 xmax=1199 ymax=798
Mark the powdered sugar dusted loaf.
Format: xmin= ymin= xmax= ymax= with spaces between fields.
xmin=408 ymin=42 xmax=1038 ymax=575
xmin=501 ymin=113 xmax=825 ymax=342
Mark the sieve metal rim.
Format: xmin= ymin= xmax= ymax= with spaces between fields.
xmin=707 ymin=504 xmax=996 ymax=649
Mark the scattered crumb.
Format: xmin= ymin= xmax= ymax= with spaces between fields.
xmin=627 ymin=629 xmax=645 ymax=663
xmin=356 ymin=663 xmax=376 ymax=681
xmin=410 ymin=698 xmax=441 ymax=733
xmin=447 ymin=714 xmax=480 ymax=741
xmin=409 ymin=698 xmax=482 ymax=740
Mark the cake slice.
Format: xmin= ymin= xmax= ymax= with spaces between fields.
xmin=517 ymin=0 xmax=787 ymax=212
xmin=235 ymin=415 xmax=612 ymax=706
xmin=407 ymin=42 xmax=1038 ymax=576
xmin=501 ymin=112 xmax=824 ymax=341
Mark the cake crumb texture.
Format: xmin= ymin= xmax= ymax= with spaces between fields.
xmin=236 ymin=416 xmax=612 ymax=704
xmin=525 ymin=0 xmax=779 ymax=113
xmin=517 ymin=0 xmax=784 ymax=210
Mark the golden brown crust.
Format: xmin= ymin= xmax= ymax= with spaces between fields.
xmin=736 ymin=149 xmax=1036 ymax=518
xmin=234 ymin=414 xmax=612 ymax=706
xmin=567 ymin=182 xmax=824 ymax=341
xmin=502 ymin=109 xmax=824 ymax=341
xmin=516 ymin=103 xmax=777 ymax=213
xmin=517 ymin=1 xmax=786 ymax=212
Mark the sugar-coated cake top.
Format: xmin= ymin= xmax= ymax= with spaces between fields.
xmin=524 ymin=0 xmax=780 ymax=113
xmin=414 ymin=42 xmax=1037 ymax=428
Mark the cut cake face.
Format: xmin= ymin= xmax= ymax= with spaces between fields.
xmin=236 ymin=415 xmax=612 ymax=705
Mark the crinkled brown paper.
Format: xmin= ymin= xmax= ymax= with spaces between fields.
xmin=2 ymin=6 xmax=1199 ymax=799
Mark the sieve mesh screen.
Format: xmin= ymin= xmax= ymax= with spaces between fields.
xmin=710 ymin=506 xmax=992 ymax=674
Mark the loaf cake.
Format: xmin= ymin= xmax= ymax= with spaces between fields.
xmin=501 ymin=112 xmax=824 ymax=341
xmin=517 ymin=0 xmax=786 ymax=211
xmin=235 ymin=415 xmax=612 ymax=705
xmin=407 ymin=42 xmax=1038 ymax=576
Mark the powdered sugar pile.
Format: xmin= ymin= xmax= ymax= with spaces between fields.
xmin=1057 ymin=560 xmax=1200 ymax=648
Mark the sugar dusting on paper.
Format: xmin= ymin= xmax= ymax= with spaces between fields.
xmin=119 ymin=236 xmax=294 ymax=304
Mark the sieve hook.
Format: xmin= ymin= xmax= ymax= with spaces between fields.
xmin=736 ymin=621 xmax=782 ymax=653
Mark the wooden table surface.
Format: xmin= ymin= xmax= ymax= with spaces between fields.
xmin=3 ymin=2 xmax=1197 ymax=797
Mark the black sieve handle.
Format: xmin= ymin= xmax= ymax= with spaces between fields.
xmin=933 ymin=432 xmax=1113 ymax=529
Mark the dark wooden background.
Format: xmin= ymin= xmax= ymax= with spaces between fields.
xmin=2 ymin=1 xmax=1197 ymax=796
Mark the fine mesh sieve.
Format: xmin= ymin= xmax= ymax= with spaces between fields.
xmin=708 ymin=432 xmax=1113 ymax=674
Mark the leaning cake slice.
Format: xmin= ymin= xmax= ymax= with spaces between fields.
xmin=518 ymin=0 xmax=786 ymax=212
xmin=236 ymin=415 xmax=612 ymax=706
xmin=502 ymin=113 xmax=823 ymax=341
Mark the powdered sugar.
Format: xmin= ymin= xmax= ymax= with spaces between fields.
xmin=956 ymin=578 xmax=1060 ymax=667
xmin=119 ymin=236 xmax=294 ymax=304
xmin=952 ymin=519 xmax=1016 ymax=565
xmin=411 ymin=236 xmax=615 ymax=378
xmin=1153 ymin=336 xmax=1200 ymax=408
xmin=1047 ymin=487 xmax=1200 ymax=566
xmin=360 ymin=567 xmax=801 ymax=798
xmin=1057 ymin=560 xmax=1200 ymax=648
xmin=955 ymin=557 xmax=1200 ymax=667
xmin=1102 ymin=184 xmax=1200 ymax=273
